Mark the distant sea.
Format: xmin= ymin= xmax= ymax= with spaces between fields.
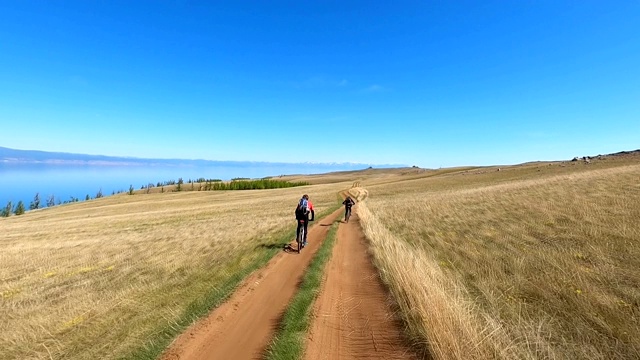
xmin=0 ymin=162 xmax=372 ymax=210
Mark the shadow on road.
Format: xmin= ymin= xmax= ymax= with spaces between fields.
xmin=256 ymin=243 xmax=288 ymax=250
xmin=256 ymin=243 xmax=301 ymax=255
xmin=282 ymin=244 xmax=300 ymax=253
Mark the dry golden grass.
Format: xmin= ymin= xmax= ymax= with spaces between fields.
xmin=3 ymin=154 xmax=638 ymax=360
xmin=0 ymin=182 xmax=347 ymax=359
xmin=357 ymin=156 xmax=640 ymax=359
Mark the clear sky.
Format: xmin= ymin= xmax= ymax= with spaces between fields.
xmin=1 ymin=1 xmax=638 ymax=168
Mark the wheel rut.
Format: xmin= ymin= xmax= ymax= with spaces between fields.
xmin=305 ymin=205 xmax=419 ymax=359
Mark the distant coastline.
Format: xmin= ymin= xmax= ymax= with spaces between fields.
xmin=0 ymin=146 xmax=405 ymax=211
xmin=0 ymin=146 xmax=404 ymax=169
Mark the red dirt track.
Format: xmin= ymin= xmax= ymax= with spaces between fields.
xmin=160 ymin=205 xmax=417 ymax=359
xmin=305 ymin=207 xmax=418 ymax=359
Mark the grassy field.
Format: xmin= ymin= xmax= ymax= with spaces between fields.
xmin=3 ymin=153 xmax=639 ymax=360
xmin=0 ymin=181 xmax=347 ymax=359
xmin=358 ymin=154 xmax=640 ymax=359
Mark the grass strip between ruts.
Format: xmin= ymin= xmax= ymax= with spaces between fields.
xmin=265 ymin=221 xmax=340 ymax=360
xmin=123 ymin=202 xmax=342 ymax=360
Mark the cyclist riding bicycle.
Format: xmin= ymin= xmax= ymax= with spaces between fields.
xmin=295 ymin=194 xmax=315 ymax=246
xmin=342 ymin=196 xmax=356 ymax=222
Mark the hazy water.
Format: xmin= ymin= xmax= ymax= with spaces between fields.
xmin=0 ymin=163 xmax=359 ymax=209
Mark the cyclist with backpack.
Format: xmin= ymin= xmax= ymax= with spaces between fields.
xmin=295 ymin=194 xmax=315 ymax=247
xmin=342 ymin=196 xmax=356 ymax=222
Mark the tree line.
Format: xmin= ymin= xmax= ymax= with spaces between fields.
xmin=203 ymin=179 xmax=308 ymax=191
xmin=1 ymin=190 xmax=110 ymax=217
xmin=1 ymin=178 xmax=308 ymax=217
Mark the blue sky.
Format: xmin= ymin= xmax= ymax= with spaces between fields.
xmin=1 ymin=1 xmax=638 ymax=168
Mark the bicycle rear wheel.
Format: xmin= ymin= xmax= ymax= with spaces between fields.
xmin=297 ymin=226 xmax=304 ymax=253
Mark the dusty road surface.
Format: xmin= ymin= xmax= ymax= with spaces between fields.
xmin=160 ymin=209 xmax=341 ymax=360
xmin=305 ymin=207 xmax=419 ymax=360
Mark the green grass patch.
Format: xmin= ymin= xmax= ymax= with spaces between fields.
xmin=265 ymin=222 xmax=339 ymax=360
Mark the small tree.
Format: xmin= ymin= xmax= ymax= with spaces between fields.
xmin=29 ymin=193 xmax=41 ymax=210
xmin=176 ymin=178 xmax=183 ymax=191
xmin=2 ymin=201 xmax=12 ymax=217
xmin=129 ymin=185 xmax=134 ymax=195
xmin=46 ymin=195 xmax=55 ymax=207
xmin=14 ymin=201 xmax=25 ymax=215
xmin=85 ymin=194 xmax=90 ymax=201
xmin=96 ymin=188 xmax=103 ymax=198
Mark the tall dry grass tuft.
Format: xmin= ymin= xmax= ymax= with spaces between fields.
xmin=359 ymin=162 xmax=640 ymax=359
xmin=358 ymin=202 xmax=516 ymax=359
xmin=0 ymin=183 xmax=347 ymax=359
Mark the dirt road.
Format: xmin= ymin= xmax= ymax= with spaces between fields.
xmin=305 ymin=207 xmax=418 ymax=359
xmin=160 ymin=204 xmax=417 ymax=360
xmin=160 ymin=209 xmax=341 ymax=360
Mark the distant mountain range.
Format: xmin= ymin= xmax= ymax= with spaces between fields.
xmin=0 ymin=146 xmax=404 ymax=169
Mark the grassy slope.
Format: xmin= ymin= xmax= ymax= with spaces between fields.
xmin=3 ymin=153 xmax=639 ymax=360
xmin=0 ymin=183 xmax=347 ymax=360
xmin=358 ymin=154 xmax=640 ymax=359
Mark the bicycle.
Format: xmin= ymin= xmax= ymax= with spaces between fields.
xmin=296 ymin=219 xmax=306 ymax=253
xmin=344 ymin=206 xmax=352 ymax=223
